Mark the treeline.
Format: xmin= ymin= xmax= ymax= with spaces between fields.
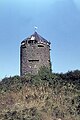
xmin=0 ymin=67 xmax=80 ymax=92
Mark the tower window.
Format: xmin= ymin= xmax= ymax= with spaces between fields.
xmin=28 ymin=60 xmax=39 ymax=62
xmin=38 ymin=45 xmax=44 ymax=47
xmin=28 ymin=40 xmax=33 ymax=44
xmin=28 ymin=40 xmax=37 ymax=45
xmin=34 ymin=40 xmax=37 ymax=44
xmin=22 ymin=45 xmax=26 ymax=48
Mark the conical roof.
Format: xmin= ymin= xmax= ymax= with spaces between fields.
xmin=22 ymin=32 xmax=50 ymax=44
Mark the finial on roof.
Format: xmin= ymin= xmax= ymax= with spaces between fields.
xmin=34 ymin=26 xmax=38 ymax=32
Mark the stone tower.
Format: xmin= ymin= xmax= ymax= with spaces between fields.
xmin=20 ymin=32 xmax=51 ymax=76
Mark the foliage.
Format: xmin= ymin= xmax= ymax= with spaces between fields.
xmin=38 ymin=66 xmax=52 ymax=81
xmin=0 ymin=69 xmax=80 ymax=120
xmin=0 ymin=107 xmax=42 ymax=120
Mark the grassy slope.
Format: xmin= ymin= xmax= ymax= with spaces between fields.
xmin=0 ymin=69 xmax=80 ymax=120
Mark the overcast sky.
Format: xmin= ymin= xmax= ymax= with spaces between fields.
xmin=0 ymin=0 xmax=80 ymax=79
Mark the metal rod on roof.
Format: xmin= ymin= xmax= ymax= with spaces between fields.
xmin=34 ymin=26 xmax=38 ymax=32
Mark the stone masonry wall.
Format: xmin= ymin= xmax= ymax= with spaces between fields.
xmin=20 ymin=40 xmax=51 ymax=76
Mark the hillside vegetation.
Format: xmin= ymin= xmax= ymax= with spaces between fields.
xmin=0 ymin=67 xmax=80 ymax=120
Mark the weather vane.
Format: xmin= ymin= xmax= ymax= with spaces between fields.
xmin=34 ymin=26 xmax=38 ymax=32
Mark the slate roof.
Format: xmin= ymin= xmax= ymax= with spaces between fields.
xmin=22 ymin=32 xmax=50 ymax=44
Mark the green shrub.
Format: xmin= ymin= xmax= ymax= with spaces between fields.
xmin=38 ymin=66 xmax=52 ymax=81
